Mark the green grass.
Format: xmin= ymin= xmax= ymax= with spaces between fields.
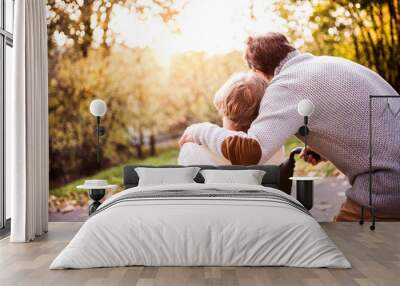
xmin=50 ymin=147 xmax=179 ymax=198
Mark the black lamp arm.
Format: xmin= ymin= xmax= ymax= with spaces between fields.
xmin=297 ymin=115 xmax=321 ymax=162
xmin=298 ymin=116 xmax=309 ymax=137
xmin=96 ymin=117 xmax=106 ymax=136
xmin=95 ymin=116 xmax=106 ymax=163
xmin=298 ymin=115 xmax=310 ymax=153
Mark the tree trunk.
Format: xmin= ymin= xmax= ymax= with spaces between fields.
xmin=80 ymin=0 xmax=95 ymax=57
xmin=149 ymin=133 xmax=156 ymax=156
xmin=136 ymin=130 xmax=144 ymax=159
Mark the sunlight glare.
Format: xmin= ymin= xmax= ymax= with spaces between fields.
xmin=109 ymin=0 xmax=311 ymax=67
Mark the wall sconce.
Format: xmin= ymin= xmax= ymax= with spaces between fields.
xmin=297 ymin=99 xmax=314 ymax=150
xmin=291 ymin=99 xmax=319 ymax=211
xmin=89 ymin=99 xmax=107 ymax=163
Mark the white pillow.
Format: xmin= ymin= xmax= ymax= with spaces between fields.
xmin=135 ymin=167 xmax=200 ymax=186
xmin=200 ymin=169 xmax=266 ymax=185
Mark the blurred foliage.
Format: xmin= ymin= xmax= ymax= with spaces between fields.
xmin=166 ymin=52 xmax=247 ymax=129
xmin=46 ymin=0 xmax=188 ymax=57
xmin=48 ymin=46 xmax=164 ymax=184
xmin=277 ymin=0 xmax=400 ymax=92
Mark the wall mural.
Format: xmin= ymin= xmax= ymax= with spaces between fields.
xmin=46 ymin=0 xmax=400 ymax=222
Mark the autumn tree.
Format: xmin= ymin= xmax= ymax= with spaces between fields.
xmin=46 ymin=0 xmax=187 ymax=57
xmin=167 ymin=51 xmax=247 ymax=129
xmin=47 ymin=0 xmax=189 ymax=185
xmin=278 ymin=0 xmax=400 ymax=92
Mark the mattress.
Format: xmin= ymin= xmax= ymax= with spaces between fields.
xmin=50 ymin=183 xmax=350 ymax=269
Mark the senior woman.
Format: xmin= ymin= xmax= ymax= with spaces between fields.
xmin=179 ymin=32 xmax=400 ymax=221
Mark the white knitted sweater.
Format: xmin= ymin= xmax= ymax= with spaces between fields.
xmin=187 ymin=51 xmax=400 ymax=214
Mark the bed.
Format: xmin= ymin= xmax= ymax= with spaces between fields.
xmin=50 ymin=155 xmax=350 ymax=269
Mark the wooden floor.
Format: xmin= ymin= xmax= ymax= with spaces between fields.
xmin=0 ymin=222 xmax=399 ymax=286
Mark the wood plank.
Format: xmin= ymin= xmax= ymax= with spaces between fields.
xmin=0 ymin=222 xmax=399 ymax=286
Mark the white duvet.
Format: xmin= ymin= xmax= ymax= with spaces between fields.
xmin=50 ymin=183 xmax=350 ymax=269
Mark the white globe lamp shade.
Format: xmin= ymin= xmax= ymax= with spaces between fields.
xmin=90 ymin=99 xmax=107 ymax=117
xmin=297 ymin=99 xmax=315 ymax=117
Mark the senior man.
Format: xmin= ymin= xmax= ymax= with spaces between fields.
xmin=179 ymin=32 xmax=400 ymax=221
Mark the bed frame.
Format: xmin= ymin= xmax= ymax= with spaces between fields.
xmin=123 ymin=148 xmax=303 ymax=195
